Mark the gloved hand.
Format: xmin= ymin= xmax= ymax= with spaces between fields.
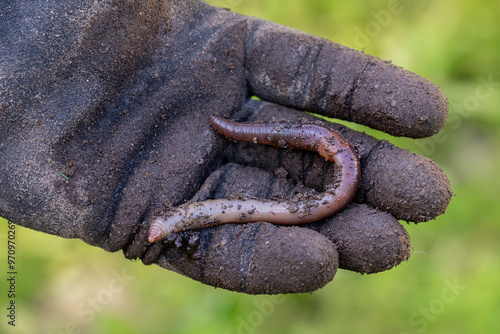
xmin=0 ymin=0 xmax=452 ymax=294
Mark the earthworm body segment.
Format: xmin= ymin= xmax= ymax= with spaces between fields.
xmin=148 ymin=116 xmax=361 ymax=243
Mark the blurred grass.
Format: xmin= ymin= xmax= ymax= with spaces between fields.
xmin=2 ymin=0 xmax=500 ymax=333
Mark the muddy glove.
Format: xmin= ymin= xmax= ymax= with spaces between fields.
xmin=0 ymin=0 xmax=452 ymax=294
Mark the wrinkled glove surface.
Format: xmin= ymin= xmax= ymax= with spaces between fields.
xmin=0 ymin=0 xmax=452 ymax=294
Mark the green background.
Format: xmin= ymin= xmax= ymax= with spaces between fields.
xmin=1 ymin=0 xmax=499 ymax=333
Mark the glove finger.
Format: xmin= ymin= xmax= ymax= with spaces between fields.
xmin=243 ymin=16 xmax=448 ymax=138
xmin=221 ymin=99 xmax=452 ymax=223
xmin=157 ymin=223 xmax=338 ymax=295
xmin=312 ymin=203 xmax=411 ymax=274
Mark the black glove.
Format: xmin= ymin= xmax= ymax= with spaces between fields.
xmin=0 ymin=0 xmax=451 ymax=294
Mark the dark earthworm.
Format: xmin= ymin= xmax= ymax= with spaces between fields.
xmin=148 ymin=116 xmax=360 ymax=243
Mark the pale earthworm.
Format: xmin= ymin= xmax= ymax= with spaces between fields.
xmin=148 ymin=116 xmax=360 ymax=243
